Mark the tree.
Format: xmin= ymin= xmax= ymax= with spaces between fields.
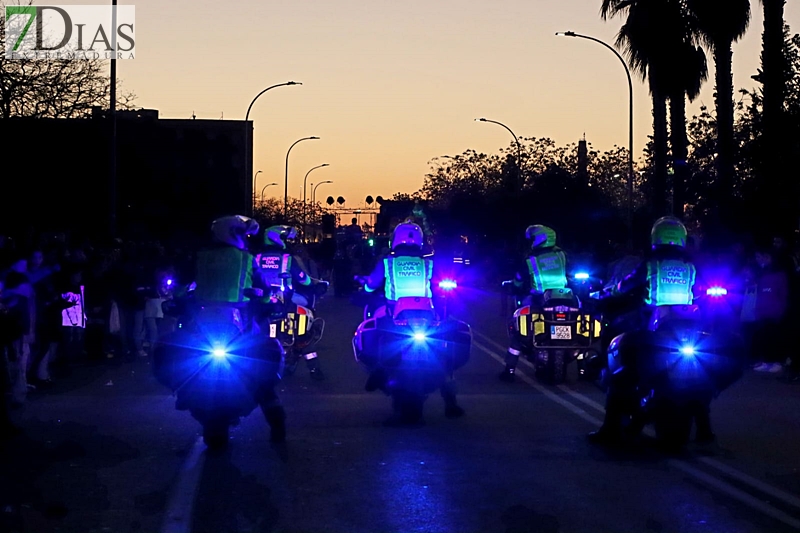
xmin=754 ymin=0 xmax=791 ymax=226
xmin=601 ymin=0 xmax=675 ymax=218
xmin=662 ymin=4 xmax=707 ymax=218
xmin=0 ymin=0 xmax=136 ymax=118
xmin=686 ymin=0 xmax=751 ymax=224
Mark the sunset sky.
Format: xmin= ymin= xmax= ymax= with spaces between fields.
xmin=49 ymin=0 xmax=800 ymax=207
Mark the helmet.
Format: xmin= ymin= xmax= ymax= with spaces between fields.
xmin=211 ymin=215 xmax=259 ymax=250
xmin=264 ymin=225 xmax=298 ymax=249
xmin=526 ymin=225 xmax=556 ymax=249
xmin=651 ymin=216 xmax=687 ymax=248
xmin=391 ymin=222 xmax=424 ymax=250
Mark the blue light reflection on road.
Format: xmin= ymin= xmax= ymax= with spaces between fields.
xmin=378 ymin=447 xmax=455 ymax=532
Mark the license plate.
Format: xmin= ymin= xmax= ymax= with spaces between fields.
xmin=551 ymin=325 xmax=572 ymax=340
xmin=269 ymin=323 xmax=277 ymax=338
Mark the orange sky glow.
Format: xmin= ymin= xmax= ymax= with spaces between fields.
xmin=51 ymin=0 xmax=800 ymax=208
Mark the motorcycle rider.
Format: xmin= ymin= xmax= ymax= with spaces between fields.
xmin=193 ymin=215 xmax=287 ymax=443
xmin=358 ymin=221 xmax=465 ymax=419
xmin=254 ymin=225 xmax=326 ymax=380
xmin=588 ymin=216 xmax=704 ymax=445
xmin=500 ymin=225 xmax=568 ymax=382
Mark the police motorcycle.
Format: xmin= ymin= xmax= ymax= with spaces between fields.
xmin=250 ymin=273 xmax=329 ymax=377
xmin=153 ymin=284 xmax=285 ymax=449
xmin=352 ymin=277 xmax=471 ymax=423
xmin=252 ymin=226 xmax=329 ymax=378
xmin=596 ymin=282 xmax=745 ymax=448
xmin=502 ymin=271 xmax=604 ymax=385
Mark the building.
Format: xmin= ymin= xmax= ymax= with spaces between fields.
xmin=4 ymin=109 xmax=252 ymax=240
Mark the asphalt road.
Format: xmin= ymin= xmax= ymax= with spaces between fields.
xmin=4 ymin=281 xmax=800 ymax=533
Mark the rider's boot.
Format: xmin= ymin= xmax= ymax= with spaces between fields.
xmin=263 ymin=405 xmax=286 ymax=443
xmin=587 ymin=391 xmax=628 ymax=446
xmin=499 ymin=349 xmax=520 ymax=382
xmin=694 ymin=402 xmax=716 ymax=444
xmin=441 ymin=380 xmax=465 ymax=418
xmin=306 ymin=353 xmax=325 ymax=380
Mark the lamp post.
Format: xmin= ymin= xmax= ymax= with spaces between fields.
xmin=556 ymin=30 xmax=634 ymax=241
xmin=244 ymin=81 xmax=301 ymax=215
xmin=475 ymin=118 xmax=523 ymax=189
xmin=303 ymin=164 xmax=330 ymax=239
xmin=252 ymin=170 xmax=262 ymax=208
xmin=260 ymin=182 xmax=278 ymax=202
xmin=312 ymin=180 xmax=333 ymax=205
xmin=284 ymin=137 xmax=320 ymax=219
xmin=109 ymin=0 xmax=117 ymax=237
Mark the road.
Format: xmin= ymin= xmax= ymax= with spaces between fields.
xmin=4 ymin=282 xmax=800 ymax=533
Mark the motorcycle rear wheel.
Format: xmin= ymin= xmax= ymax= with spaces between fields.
xmin=653 ymin=403 xmax=693 ymax=451
xmin=391 ymin=390 xmax=425 ymax=424
xmin=535 ymin=350 xmax=566 ymax=385
xmin=202 ymin=420 xmax=231 ymax=450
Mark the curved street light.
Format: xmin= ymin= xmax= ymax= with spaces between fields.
xmin=284 ymin=137 xmax=320 ymax=218
xmin=475 ymin=118 xmax=522 ymax=188
xmin=260 ymin=182 xmax=278 ymax=201
xmin=245 ymin=81 xmax=301 ymax=122
xmin=244 ymin=81 xmax=301 ymax=214
xmin=303 ymin=164 xmax=330 ymax=239
xmin=252 ymin=170 xmax=262 ymax=208
xmin=556 ymin=30 xmax=634 ymax=239
xmin=312 ymin=180 xmax=333 ymax=205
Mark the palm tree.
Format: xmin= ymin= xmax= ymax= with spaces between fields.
xmin=601 ymin=0 xmax=698 ymax=218
xmin=662 ymin=7 xmax=708 ymax=218
xmin=686 ymin=0 xmax=751 ymax=220
xmin=754 ymin=0 xmax=787 ymax=223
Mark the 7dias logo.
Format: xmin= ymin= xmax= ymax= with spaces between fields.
xmin=5 ymin=5 xmax=135 ymax=59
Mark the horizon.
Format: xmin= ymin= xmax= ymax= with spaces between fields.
xmin=36 ymin=0 xmax=800 ymax=207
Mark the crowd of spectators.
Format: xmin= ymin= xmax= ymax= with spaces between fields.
xmin=0 ymin=233 xmax=195 ymax=432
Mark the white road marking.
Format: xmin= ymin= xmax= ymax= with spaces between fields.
xmin=473 ymin=331 xmax=800 ymax=529
xmin=161 ymin=436 xmax=206 ymax=533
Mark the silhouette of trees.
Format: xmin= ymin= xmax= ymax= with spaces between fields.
xmin=0 ymin=0 xmax=136 ymax=119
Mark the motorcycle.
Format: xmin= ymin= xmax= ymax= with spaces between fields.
xmin=153 ymin=287 xmax=285 ymax=449
xmin=352 ymin=278 xmax=471 ymax=422
xmin=603 ymin=285 xmax=745 ymax=449
xmin=250 ymin=278 xmax=329 ymax=377
xmin=503 ymin=272 xmax=605 ymax=385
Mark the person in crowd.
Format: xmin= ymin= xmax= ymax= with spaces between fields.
xmin=751 ymin=246 xmax=790 ymax=373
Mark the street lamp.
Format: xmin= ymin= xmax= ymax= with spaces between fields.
xmin=252 ymin=170 xmax=262 ymax=208
xmin=312 ymin=180 xmax=333 ymax=205
xmin=284 ymin=136 xmax=320 ymax=219
xmin=303 ymin=164 xmax=330 ymax=239
xmin=475 ymin=118 xmax=522 ymax=188
xmin=556 ymin=30 xmax=634 ymax=240
xmin=261 ymin=182 xmax=278 ymax=201
xmin=244 ymin=81 xmax=301 ymax=215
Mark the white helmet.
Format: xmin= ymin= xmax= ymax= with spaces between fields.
xmin=391 ymin=222 xmax=424 ymax=250
xmin=211 ymin=215 xmax=259 ymax=250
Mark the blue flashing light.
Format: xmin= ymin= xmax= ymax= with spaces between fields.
xmin=706 ymin=286 xmax=727 ymax=296
xmin=166 ymin=279 xmax=173 ymax=286
xmin=679 ymin=345 xmax=695 ymax=357
xmin=575 ymin=272 xmax=589 ymax=280
xmin=439 ymin=280 xmax=457 ymax=290
xmin=212 ymin=348 xmax=227 ymax=358
xmin=413 ymin=332 xmax=426 ymax=341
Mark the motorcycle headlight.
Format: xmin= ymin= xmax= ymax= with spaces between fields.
xmin=413 ymin=332 xmax=427 ymax=342
xmin=575 ymin=272 xmax=589 ymax=280
xmin=211 ymin=348 xmax=228 ymax=358
xmin=679 ymin=345 xmax=696 ymax=357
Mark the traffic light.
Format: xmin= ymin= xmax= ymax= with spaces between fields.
xmin=368 ymin=238 xmax=374 ymax=246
